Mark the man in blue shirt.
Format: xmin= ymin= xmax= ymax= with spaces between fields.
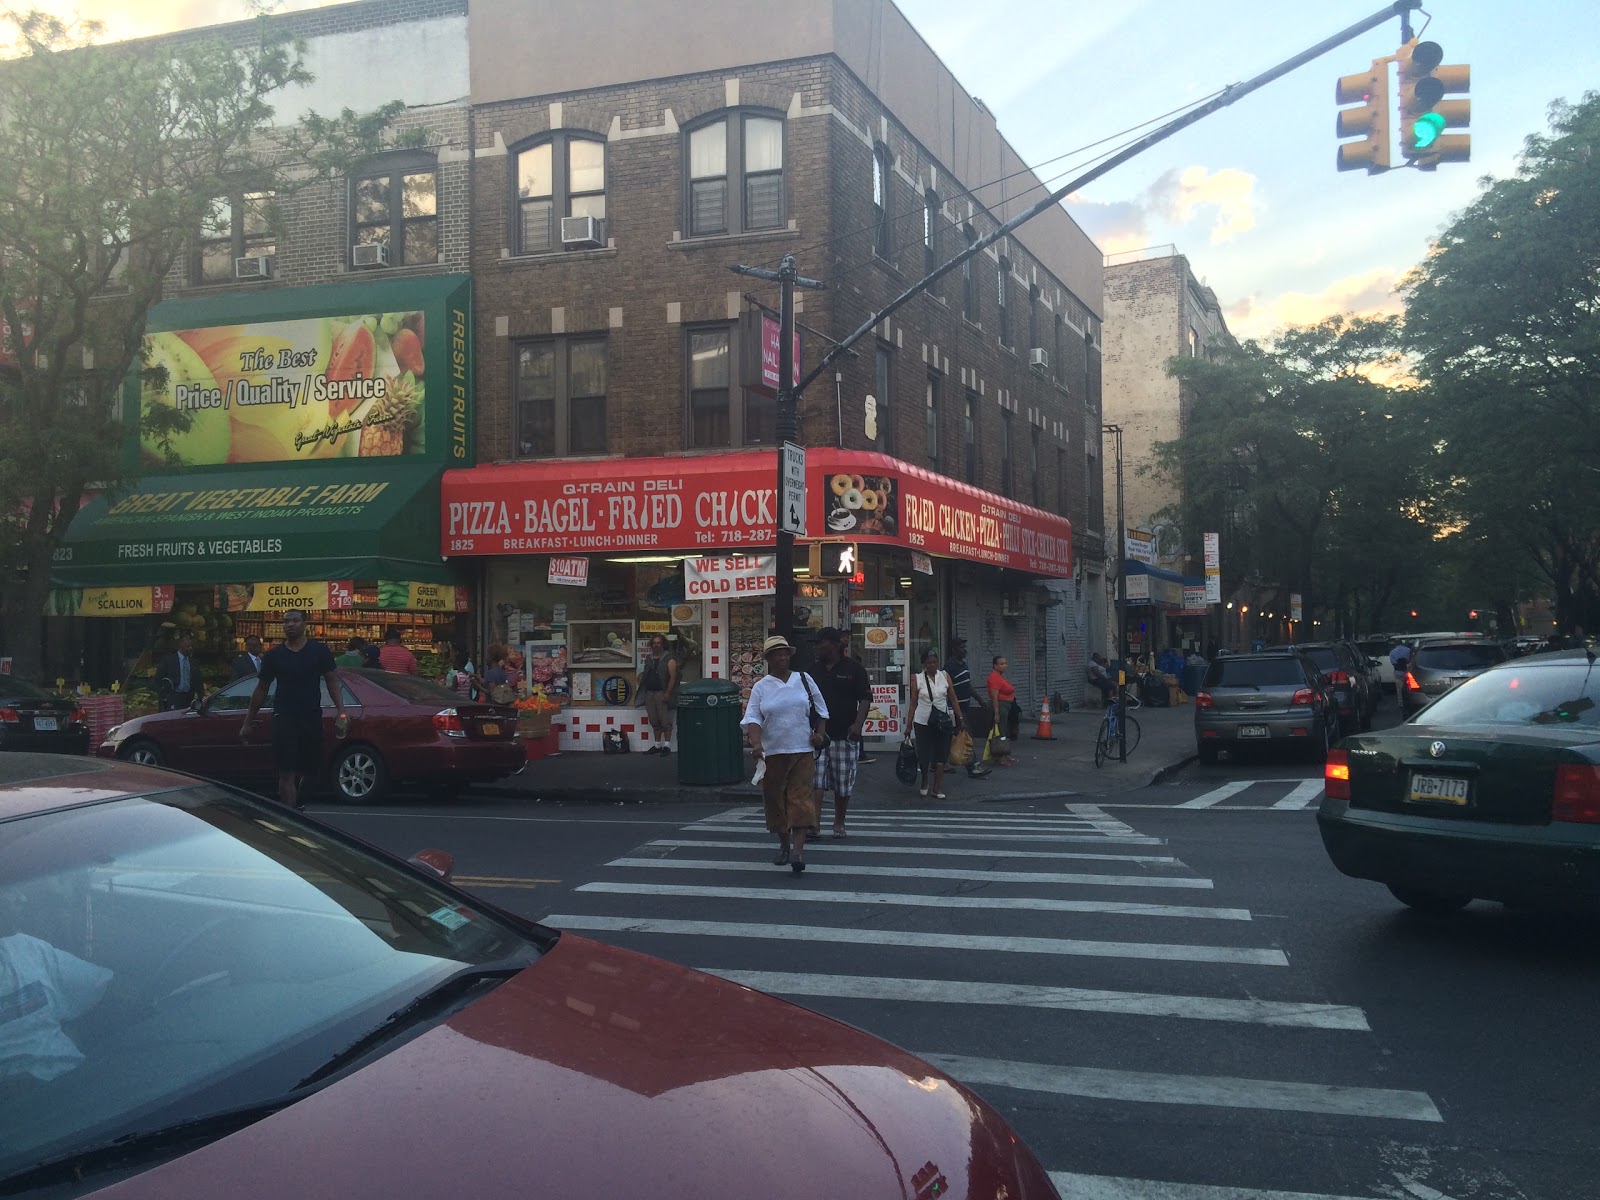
xmin=241 ymin=609 xmax=347 ymax=811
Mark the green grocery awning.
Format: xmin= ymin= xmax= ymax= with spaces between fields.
xmin=52 ymin=462 xmax=456 ymax=588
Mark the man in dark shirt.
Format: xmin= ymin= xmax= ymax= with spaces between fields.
xmin=944 ymin=637 xmax=990 ymax=778
xmin=241 ymin=609 xmax=347 ymax=811
xmin=808 ymin=627 xmax=872 ymax=838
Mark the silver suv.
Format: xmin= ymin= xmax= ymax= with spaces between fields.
xmin=1194 ymin=650 xmax=1337 ymax=764
xmin=1399 ymin=637 xmax=1511 ymax=716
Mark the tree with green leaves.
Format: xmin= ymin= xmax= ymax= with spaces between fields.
xmin=1151 ymin=315 xmax=1435 ymax=637
xmin=1402 ymin=91 xmax=1600 ymax=638
xmin=0 ymin=9 xmax=405 ymax=677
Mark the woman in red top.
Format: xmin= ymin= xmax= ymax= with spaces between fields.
xmin=986 ymin=655 xmax=1018 ymax=766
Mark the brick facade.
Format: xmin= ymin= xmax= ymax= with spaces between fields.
xmin=468 ymin=53 xmax=1104 ymax=564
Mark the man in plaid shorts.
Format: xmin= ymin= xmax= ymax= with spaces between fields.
xmin=809 ymin=627 xmax=872 ymax=839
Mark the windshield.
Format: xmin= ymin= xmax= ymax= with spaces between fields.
xmin=0 ymin=784 xmax=537 ymax=1181
xmin=363 ymin=672 xmax=469 ymax=705
xmin=1414 ymin=644 xmax=1508 ymax=671
xmin=1297 ymin=647 xmax=1340 ymax=671
xmin=1204 ymin=659 xmax=1305 ymax=688
xmin=0 ymin=679 xmax=54 ymax=702
xmin=1419 ymin=662 xmax=1600 ymax=727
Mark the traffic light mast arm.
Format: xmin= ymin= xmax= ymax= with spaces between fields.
xmin=797 ymin=0 xmax=1421 ymax=395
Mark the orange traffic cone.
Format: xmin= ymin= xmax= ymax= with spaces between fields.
xmin=1031 ymin=696 xmax=1056 ymax=740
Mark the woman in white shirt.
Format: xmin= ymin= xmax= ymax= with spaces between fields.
xmin=908 ymin=647 xmax=964 ymax=798
xmin=741 ymin=635 xmax=828 ymax=873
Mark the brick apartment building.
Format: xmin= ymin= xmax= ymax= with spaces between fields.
xmin=444 ymin=0 xmax=1108 ymax=744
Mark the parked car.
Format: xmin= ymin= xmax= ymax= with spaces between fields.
xmin=97 ymin=668 xmax=524 ymax=803
xmin=0 ymin=754 xmax=1061 ymax=1199
xmin=1355 ymin=636 xmax=1396 ymax=695
xmin=1292 ymin=641 xmax=1377 ymax=731
xmin=1399 ymin=637 xmax=1512 ymax=717
xmin=1319 ymin=648 xmax=1600 ymax=913
xmin=0 ymin=678 xmax=90 ymax=755
xmin=1194 ymin=649 xmax=1338 ymax=764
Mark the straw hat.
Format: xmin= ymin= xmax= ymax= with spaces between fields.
xmin=762 ymin=635 xmax=794 ymax=655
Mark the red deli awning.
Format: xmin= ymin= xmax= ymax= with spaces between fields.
xmin=440 ymin=450 xmax=1071 ymax=578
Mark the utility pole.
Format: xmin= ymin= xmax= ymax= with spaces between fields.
xmin=730 ymin=255 xmax=826 ymax=647
xmin=1103 ymin=423 xmax=1128 ymax=762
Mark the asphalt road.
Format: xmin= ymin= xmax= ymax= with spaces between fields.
xmin=309 ymin=696 xmax=1597 ymax=1200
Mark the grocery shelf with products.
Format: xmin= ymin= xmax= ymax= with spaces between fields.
xmin=229 ymin=610 xmax=455 ymax=654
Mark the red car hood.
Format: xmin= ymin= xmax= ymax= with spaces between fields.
xmin=90 ymin=934 xmax=1054 ymax=1199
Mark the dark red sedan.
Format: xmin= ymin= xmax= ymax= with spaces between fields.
xmin=96 ymin=669 xmax=523 ymax=803
xmin=0 ymin=755 xmax=1060 ymax=1199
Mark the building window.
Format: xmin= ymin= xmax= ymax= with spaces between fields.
xmin=516 ymin=338 xmax=608 ymax=458
xmin=1086 ymin=447 xmax=1098 ymax=529
xmin=686 ymin=112 xmax=784 ymax=238
xmin=872 ymin=145 xmax=891 ymax=258
xmin=1057 ymin=446 xmax=1066 ymax=516
xmin=1054 ymin=313 xmax=1066 ymax=387
xmin=1000 ymin=410 xmax=1014 ymax=496
xmin=1084 ymin=326 xmax=1095 ymax=412
xmin=1188 ymin=325 xmax=1201 ymax=357
xmin=352 ymin=158 xmax=438 ymax=266
xmin=961 ymin=225 xmax=978 ymax=322
xmin=1028 ymin=285 xmax=1040 ymax=354
xmin=688 ymin=327 xmax=732 ymax=447
xmin=195 ymin=191 xmax=274 ymax=284
xmin=997 ymin=257 xmax=1012 ymax=348
xmin=873 ymin=343 xmax=894 ymax=454
xmin=515 ymin=134 xmax=606 ymax=255
xmin=745 ymin=376 xmax=776 ymax=446
xmin=963 ymin=390 xmax=978 ymax=484
xmin=923 ymin=189 xmax=939 ymax=279
xmin=1030 ymin=427 xmax=1042 ymax=507
xmin=924 ymin=374 xmax=940 ymax=468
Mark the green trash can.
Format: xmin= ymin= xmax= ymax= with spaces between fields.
xmin=677 ymin=678 xmax=746 ymax=786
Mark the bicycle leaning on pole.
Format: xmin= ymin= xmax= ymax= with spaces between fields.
xmin=1093 ymin=681 xmax=1143 ymax=767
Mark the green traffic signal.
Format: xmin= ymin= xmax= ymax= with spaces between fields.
xmin=1412 ymin=112 xmax=1447 ymax=149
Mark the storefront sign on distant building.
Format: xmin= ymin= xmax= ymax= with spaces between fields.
xmin=548 ymin=557 xmax=589 ymax=587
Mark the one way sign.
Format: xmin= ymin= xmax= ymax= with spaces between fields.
xmin=780 ymin=442 xmax=806 ymax=536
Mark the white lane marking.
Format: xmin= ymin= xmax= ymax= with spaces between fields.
xmin=1397 ymin=1181 xmax=1461 ymax=1200
xmin=703 ymin=970 xmax=1367 ymax=1030
xmin=1048 ymin=1173 xmax=1391 ymax=1200
xmin=711 ymin=813 xmax=1122 ymax=832
xmin=648 ymin=838 xmax=1180 ymax=865
xmin=689 ymin=824 xmax=1163 ymax=846
xmin=604 ymin=856 xmax=1213 ymax=890
xmin=922 ymin=1052 xmax=1442 ymax=1122
xmin=1094 ymin=804 xmax=1318 ymax=811
xmin=1066 ymin=803 xmax=1143 ymax=837
xmin=301 ymin=810 xmax=693 ymax=826
xmin=1273 ymin=780 xmax=1327 ymax=810
xmin=543 ymin=915 xmax=1289 ymax=966
xmin=578 ymin=881 xmax=1250 ymax=921
xmin=1177 ymin=782 xmax=1254 ymax=809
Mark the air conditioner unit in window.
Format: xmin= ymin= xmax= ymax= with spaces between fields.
xmin=234 ymin=255 xmax=274 ymax=280
xmin=1028 ymin=347 xmax=1049 ymax=371
xmin=560 ymin=215 xmax=604 ymax=249
xmin=1000 ymin=591 xmax=1026 ymax=618
xmin=351 ymin=243 xmax=389 ymax=268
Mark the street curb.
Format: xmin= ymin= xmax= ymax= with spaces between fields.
xmin=1147 ymin=754 xmax=1197 ymax=787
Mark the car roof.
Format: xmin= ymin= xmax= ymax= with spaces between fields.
xmin=0 ymin=752 xmax=194 ymax=821
xmin=1214 ymin=650 xmax=1306 ymax=662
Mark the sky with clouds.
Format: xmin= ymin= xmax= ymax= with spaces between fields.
xmin=23 ymin=0 xmax=1596 ymax=341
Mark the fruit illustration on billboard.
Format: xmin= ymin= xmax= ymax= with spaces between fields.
xmin=139 ymin=310 xmax=427 ymax=465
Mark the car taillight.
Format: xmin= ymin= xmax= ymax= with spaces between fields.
xmin=0 ymin=707 xmax=18 ymax=724
xmin=433 ymin=709 xmax=467 ymax=738
xmin=1324 ymin=748 xmax=1351 ymax=800
xmin=1553 ymin=764 xmax=1600 ymax=824
xmin=1194 ymin=691 xmax=1214 ymax=709
xmin=1327 ymin=670 xmax=1350 ymax=686
xmin=1405 ymin=671 xmax=1422 ymax=691
xmin=1290 ymin=688 xmax=1316 ymax=707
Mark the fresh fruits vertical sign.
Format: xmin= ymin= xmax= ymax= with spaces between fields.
xmin=136 ymin=310 xmax=428 ymax=465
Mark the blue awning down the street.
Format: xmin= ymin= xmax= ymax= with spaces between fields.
xmin=1123 ymin=560 xmax=1203 ymax=607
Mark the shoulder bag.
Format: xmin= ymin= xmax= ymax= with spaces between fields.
xmin=925 ymin=670 xmax=955 ymax=736
xmin=800 ymin=672 xmax=830 ymax=750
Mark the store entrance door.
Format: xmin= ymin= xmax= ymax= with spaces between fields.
xmin=848 ymin=601 xmax=907 ymax=744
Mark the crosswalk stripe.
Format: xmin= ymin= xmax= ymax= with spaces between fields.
xmin=605 ymin=856 xmax=1212 ymax=889
xmin=1177 ymin=782 xmax=1254 ymax=808
xmin=709 ymin=813 xmax=1129 ymax=833
xmin=647 ymin=838 xmax=1180 ymax=865
xmin=690 ymin=824 xmax=1163 ymax=846
xmin=1047 ymin=1172 xmax=1390 ymax=1200
xmin=577 ymin=881 xmax=1250 ymax=921
xmin=920 ymin=1052 xmax=1442 ymax=1122
xmin=702 ymin=970 xmax=1368 ymax=1030
xmin=1273 ymin=780 xmax=1326 ymax=810
xmin=543 ymin=915 xmax=1289 ymax=966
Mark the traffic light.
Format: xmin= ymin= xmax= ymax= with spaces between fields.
xmin=809 ymin=541 xmax=859 ymax=580
xmin=1396 ymin=39 xmax=1470 ymax=168
xmin=1335 ymin=56 xmax=1393 ymax=173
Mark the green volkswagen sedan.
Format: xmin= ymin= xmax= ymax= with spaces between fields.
xmin=1318 ymin=648 xmax=1600 ymax=914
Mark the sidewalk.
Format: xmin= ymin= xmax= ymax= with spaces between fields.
xmin=479 ymin=701 xmax=1196 ymax=805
